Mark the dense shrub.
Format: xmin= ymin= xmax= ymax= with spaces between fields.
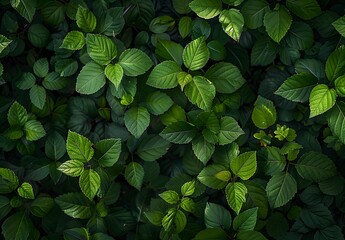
xmin=0 ymin=0 xmax=345 ymax=239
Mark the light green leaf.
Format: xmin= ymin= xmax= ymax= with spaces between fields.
xmin=7 ymin=101 xmax=28 ymax=127
xmin=76 ymin=6 xmax=96 ymax=32
xmin=160 ymin=121 xmax=197 ymax=144
xmin=179 ymin=16 xmax=192 ymax=38
xmin=76 ymin=62 xmax=106 ymax=95
xmin=177 ymin=72 xmax=192 ymax=90
xmin=296 ymin=152 xmax=336 ymax=182
xmin=159 ymin=190 xmax=179 ymax=204
xmin=252 ymin=97 xmax=277 ymax=129
xmin=24 ymin=120 xmax=46 ymax=141
xmin=55 ymin=192 xmax=91 ymax=219
xmin=29 ymin=85 xmax=46 ymax=109
xmin=145 ymin=211 xmax=164 ymax=226
xmin=17 ymin=182 xmax=34 ymax=199
xmin=137 ymin=135 xmax=171 ymax=161
xmin=105 ymin=63 xmax=123 ymax=89
xmin=266 ymin=172 xmax=297 ymax=208
xmin=146 ymin=61 xmax=181 ymax=89
xmin=181 ymin=180 xmax=195 ymax=197
xmin=189 ymin=0 xmax=222 ymax=19
xmin=180 ymin=197 xmax=195 ymax=213
xmin=219 ymin=9 xmax=244 ymax=42
xmin=218 ymin=116 xmax=244 ymax=145
xmin=2 ymin=211 xmax=33 ymax=240
xmin=118 ymin=49 xmax=153 ymax=77
xmin=182 ymin=36 xmax=209 ymax=71
xmin=241 ymin=0 xmax=269 ymax=29
xmin=94 ymin=138 xmax=121 ymax=167
xmin=161 ymin=105 xmax=186 ymax=126
xmin=197 ymin=164 xmax=229 ymax=189
xmin=162 ymin=208 xmax=186 ymax=234
xmin=327 ymin=101 xmax=345 ymax=144
xmin=0 ymin=34 xmax=12 ymax=54
xmin=335 ymin=75 xmax=345 ymax=97
xmin=10 ymin=0 xmax=35 ymax=22
xmin=192 ymin=136 xmax=215 ymax=165
xmin=85 ymin=34 xmax=117 ymax=65
xmin=230 ymin=151 xmax=257 ymax=180
xmin=333 ymin=16 xmax=345 ymax=37
xmin=233 ymin=207 xmax=258 ymax=231
xmin=61 ymin=31 xmax=85 ymax=50
xmin=0 ymin=168 xmax=19 ymax=194
xmin=325 ymin=46 xmax=345 ymax=82
xmin=275 ymin=73 xmax=318 ymax=102
xmin=79 ymin=169 xmax=101 ymax=200
xmin=225 ymin=182 xmax=247 ymax=214
xmin=124 ymin=106 xmax=150 ymax=138
xmin=184 ymin=76 xmax=215 ymax=111
xmin=286 ymin=0 xmax=321 ymax=20
xmin=125 ymin=162 xmax=144 ymax=190
xmin=145 ymin=91 xmax=173 ymax=115
xmin=309 ymin=84 xmax=337 ymax=118
xmin=66 ymin=130 xmax=94 ymax=162
xmin=204 ymin=202 xmax=232 ymax=230
xmin=264 ymin=5 xmax=292 ymax=43
xmin=58 ymin=160 xmax=84 ymax=177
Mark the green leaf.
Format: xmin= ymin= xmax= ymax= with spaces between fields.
xmin=286 ymin=0 xmax=321 ymax=20
xmin=159 ymin=190 xmax=179 ymax=204
xmin=258 ymin=146 xmax=286 ymax=176
xmin=27 ymin=24 xmax=50 ymax=48
xmin=219 ymin=9 xmax=244 ymax=42
xmin=0 ymin=34 xmax=12 ymax=54
xmin=285 ymin=22 xmax=313 ymax=50
xmin=296 ymin=152 xmax=336 ymax=182
xmin=29 ymin=85 xmax=46 ymax=109
xmin=179 ymin=16 xmax=192 ymax=38
xmin=124 ymin=162 xmax=144 ymax=190
xmin=118 ymin=49 xmax=153 ymax=77
xmin=192 ymin=136 xmax=215 ymax=165
xmin=204 ymin=62 xmax=245 ymax=94
xmin=66 ymin=130 xmax=94 ymax=162
xmin=124 ymin=106 xmax=150 ymax=138
xmin=146 ymin=61 xmax=181 ymax=89
xmin=180 ymin=197 xmax=195 ymax=213
xmin=76 ymin=6 xmax=97 ymax=32
xmin=314 ymin=225 xmax=345 ymax=240
xmin=204 ymin=202 xmax=232 ymax=230
xmin=105 ymin=63 xmax=123 ymax=89
xmin=266 ymin=172 xmax=297 ymax=208
xmin=162 ymin=208 xmax=186 ymax=234
xmin=177 ymin=72 xmax=193 ymax=90
xmin=55 ymin=192 xmax=91 ymax=219
xmin=79 ymin=169 xmax=101 ymax=200
xmin=237 ymin=231 xmax=268 ymax=240
xmin=10 ymin=0 xmax=35 ymax=22
xmin=42 ymin=72 xmax=67 ymax=90
xmin=295 ymin=59 xmax=325 ymax=79
xmin=145 ymin=91 xmax=174 ymax=115
xmin=55 ymin=59 xmax=78 ymax=77
xmin=230 ymin=151 xmax=257 ymax=180
xmin=155 ymin=40 xmax=184 ymax=66
xmin=264 ymin=5 xmax=292 ymax=43
xmin=183 ymin=36 xmax=209 ymax=71
xmin=233 ymin=207 xmax=258 ymax=231
xmin=189 ymin=0 xmax=222 ymax=19
xmin=2 ymin=211 xmax=34 ymax=240
xmin=181 ymin=180 xmax=195 ymax=197
xmin=160 ymin=121 xmax=197 ymax=144
xmin=17 ymin=72 xmax=36 ymax=90
xmin=218 ymin=116 xmax=244 ymax=145
xmin=251 ymin=36 xmax=279 ymax=66
xmin=145 ymin=211 xmax=164 ymax=226
xmin=241 ymin=0 xmax=269 ymax=29
xmin=58 ymin=160 xmax=84 ymax=177
xmin=184 ymin=76 xmax=215 ymax=111
xmin=76 ymin=62 xmax=106 ymax=95
xmin=85 ymin=34 xmax=117 ymax=66
xmin=94 ymin=138 xmax=121 ymax=167
xmin=333 ymin=16 xmax=345 ymax=37
xmin=7 ymin=101 xmax=28 ymax=127
xmin=45 ymin=132 xmax=66 ymax=160
xmin=24 ymin=120 xmax=46 ymax=141
xmin=275 ymin=73 xmax=318 ymax=102
xmin=137 ymin=135 xmax=171 ymax=161
xmin=309 ymin=84 xmax=337 ymax=118
xmin=244 ymin=181 xmax=269 ymax=219
xmin=327 ymin=101 xmax=345 ymax=144
xmin=0 ymin=168 xmax=19 ymax=194
xmin=29 ymin=196 xmax=54 ymax=217
xmin=251 ymin=97 xmax=277 ymax=129
xmin=335 ymin=75 xmax=345 ymax=97
xmin=225 ymin=182 xmax=247 ymax=214
xmin=61 ymin=31 xmax=85 ymax=50
xmin=64 ymin=228 xmax=90 ymax=240
xmin=197 ymin=164 xmax=229 ymax=189
xmin=325 ymin=46 xmax=345 ymax=82
xmin=17 ymin=182 xmax=34 ymax=199
xmin=193 ymin=228 xmax=227 ymax=240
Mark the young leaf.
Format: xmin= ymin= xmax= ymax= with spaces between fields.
xmin=66 ymin=130 xmax=94 ymax=162
xmin=61 ymin=31 xmax=85 ymax=50
xmin=204 ymin=202 xmax=232 ymax=230
xmin=124 ymin=107 xmax=150 ymax=138
xmin=286 ymin=0 xmax=321 ymax=20
xmin=263 ymin=5 xmax=292 ymax=43
xmin=230 ymin=151 xmax=257 ymax=180
xmin=182 ymin=36 xmax=209 ymax=71
xmin=189 ymin=0 xmax=222 ymax=19
xmin=180 ymin=197 xmax=195 ymax=213
xmin=225 ymin=182 xmax=247 ymax=214
xmin=118 ymin=49 xmax=153 ymax=77
xmin=219 ymin=9 xmax=244 ymax=42
xmin=146 ymin=61 xmax=181 ymax=89
xmin=124 ymin=162 xmax=144 ymax=190
xmin=85 ymin=34 xmax=117 ymax=66
xmin=181 ymin=181 xmax=195 ymax=197
xmin=79 ymin=169 xmax=101 ymax=200
xmin=58 ymin=160 xmax=84 ymax=177
xmin=94 ymin=138 xmax=121 ymax=167
xmin=0 ymin=168 xmax=19 ymax=194
xmin=335 ymin=75 xmax=345 ymax=97
xmin=76 ymin=62 xmax=106 ymax=95
xmin=184 ymin=76 xmax=215 ymax=111
xmin=160 ymin=121 xmax=197 ymax=144
xmin=17 ymin=182 xmax=34 ymax=199
xmin=105 ymin=63 xmax=123 ymax=89
xmin=251 ymin=97 xmax=277 ymax=129
xmin=55 ymin=192 xmax=92 ymax=219
xmin=309 ymin=84 xmax=337 ymax=118
xmin=327 ymin=101 xmax=345 ymax=144
xmin=266 ymin=172 xmax=297 ymax=208
xmin=233 ymin=207 xmax=258 ymax=231
xmin=76 ymin=7 xmax=97 ymax=32
xmin=159 ymin=190 xmax=179 ymax=204
xmin=218 ymin=116 xmax=244 ymax=145
xmin=24 ymin=120 xmax=46 ymax=141
xmin=7 ymin=101 xmax=28 ymax=127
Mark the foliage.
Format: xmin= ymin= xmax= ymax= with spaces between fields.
xmin=0 ymin=0 xmax=345 ymax=239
